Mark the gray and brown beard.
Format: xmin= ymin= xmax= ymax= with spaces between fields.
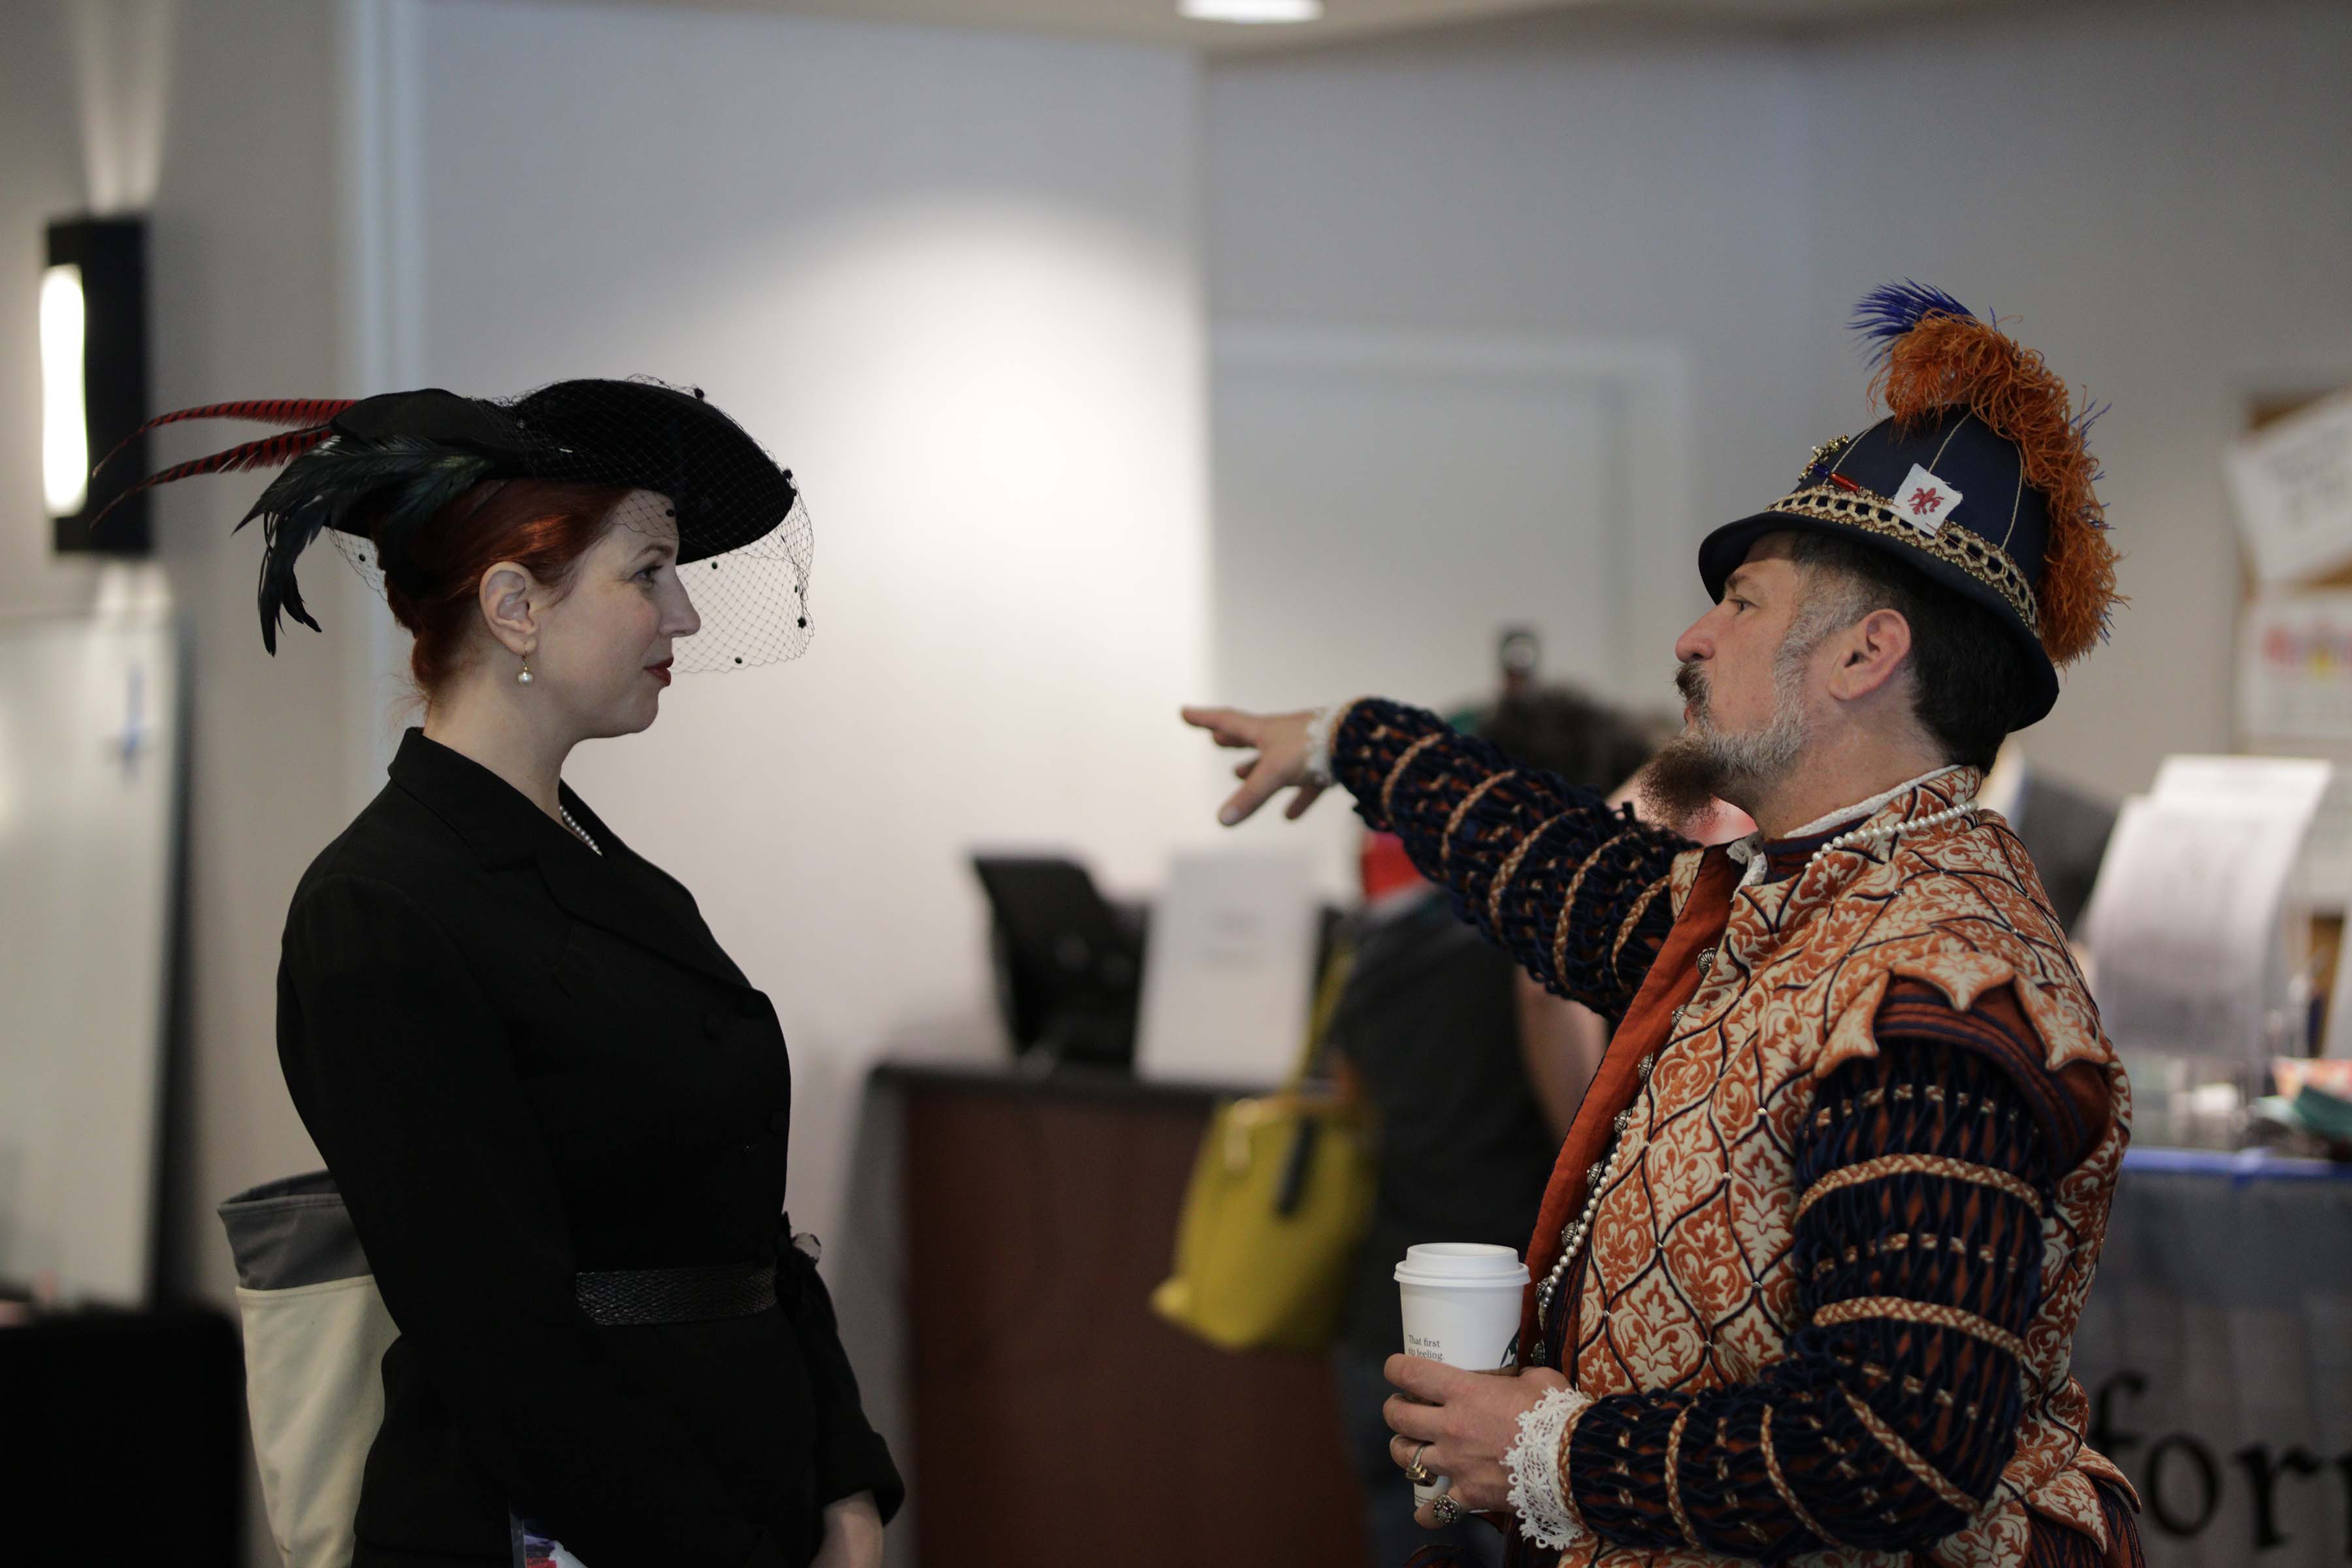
xmin=1639 ymin=657 xmax=1811 ymax=830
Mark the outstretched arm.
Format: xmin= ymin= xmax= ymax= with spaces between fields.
xmin=1184 ymin=698 xmax=1690 ymax=1020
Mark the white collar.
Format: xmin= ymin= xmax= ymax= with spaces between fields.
xmin=1725 ymin=765 xmax=1972 ymax=888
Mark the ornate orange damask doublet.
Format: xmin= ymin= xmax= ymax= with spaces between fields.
xmin=1556 ymin=770 xmax=2132 ymax=1568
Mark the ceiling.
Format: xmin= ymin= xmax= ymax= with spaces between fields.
xmin=592 ymin=0 xmax=2079 ymax=54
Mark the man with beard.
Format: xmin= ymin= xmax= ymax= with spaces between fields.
xmin=1183 ymin=285 xmax=2141 ymax=1568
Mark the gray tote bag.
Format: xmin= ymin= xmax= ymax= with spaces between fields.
xmin=220 ymin=1172 xmax=398 ymax=1568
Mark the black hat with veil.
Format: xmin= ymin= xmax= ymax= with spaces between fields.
xmin=95 ymin=377 xmax=813 ymax=673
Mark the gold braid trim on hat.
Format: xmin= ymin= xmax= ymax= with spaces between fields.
xmin=1767 ymin=483 xmax=2040 ymax=635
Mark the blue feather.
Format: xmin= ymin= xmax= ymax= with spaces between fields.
xmin=1850 ymin=280 xmax=1978 ymax=365
xmin=2072 ymin=401 xmax=2112 ymax=523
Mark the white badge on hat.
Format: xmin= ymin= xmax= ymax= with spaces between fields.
xmin=1891 ymin=464 xmax=1963 ymax=535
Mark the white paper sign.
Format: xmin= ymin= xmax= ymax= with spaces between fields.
xmin=1134 ymin=851 xmax=1318 ymax=1088
xmin=2082 ymin=757 xmax=2331 ymax=1061
xmin=2227 ymin=390 xmax=2352 ymax=585
xmin=2151 ymin=753 xmax=2334 ymax=819
xmin=2238 ymin=591 xmax=2352 ymax=742
xmin=2080 ymin=796 xmax=2306 ymax=1059
xmin=2154 ymin=750 xmax=2342 ymax=922
xmin=2228 ymin=615 xmax=2352 ymax=905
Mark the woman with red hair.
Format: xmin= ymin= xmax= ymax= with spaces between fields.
xmin=115 ymin=382 xmax=894 ymax=1567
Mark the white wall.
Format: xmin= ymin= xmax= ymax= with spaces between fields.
xmin=0 ymin=0 xmax=359 ymax=1309
xmin=1206 ymin=9 xmax=1813 ymax=727
xmin=1204 ymin=0 xmax=2352 ymax=805
xmin=1799 ymin=0 xmax=2352 ymax=798
xmin=394 ymin=0 xmax=1215 ymax=1253
xmin=140 ymin=0 xmax=370 ymax=1312
xmin=3 ymin=3 xmax=359 ymax=1560
xmin=0 ymin=3 xmax=135 ymax=623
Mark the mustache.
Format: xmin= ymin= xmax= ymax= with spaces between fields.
xmin=1674 ymin=661 xmax=1708 ymax=710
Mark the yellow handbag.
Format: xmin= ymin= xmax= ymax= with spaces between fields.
xmin=1150 ymin=951 xmax=1377 ymax=1352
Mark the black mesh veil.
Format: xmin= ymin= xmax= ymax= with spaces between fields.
xmin=99 ymin=376 xmax=814 ymax=670
xmin=674 ymin=503 xmax=815 ymax=671
xmin=333 ymin=470 xmax=814 ymax=674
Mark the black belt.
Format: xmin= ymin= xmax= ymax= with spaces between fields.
xmin=574 ymin=1262 xmax=777 ymax=1326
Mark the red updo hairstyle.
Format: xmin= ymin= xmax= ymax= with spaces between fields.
xmin=380 ymin=479 xmax=635 ymax=696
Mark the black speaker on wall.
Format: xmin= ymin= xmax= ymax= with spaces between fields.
xmin=45 ymin=216 xmax=150 ymax=556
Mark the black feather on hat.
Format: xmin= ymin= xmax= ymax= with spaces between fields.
xmin=94 ymin=380 xmax=800 ymax=655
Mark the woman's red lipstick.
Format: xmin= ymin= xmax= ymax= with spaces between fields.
xmin=647 ymin=659 xmax=674 ymax=687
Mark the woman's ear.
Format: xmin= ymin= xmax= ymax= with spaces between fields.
xmin=478 ymin=563 xmax=539 ymax=656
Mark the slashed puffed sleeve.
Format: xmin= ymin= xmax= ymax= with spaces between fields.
xmin=277 ymin=873 xmax=796 ymax=1568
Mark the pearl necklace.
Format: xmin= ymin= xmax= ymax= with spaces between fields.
xmin=1534 ymin=1078 xmax=1640 ymax=1332
xmin=1802 ymin=796 xmax=1978 ymax=870
xmin=559 ymin=804 xmax=602 ymax=857
xmin=1532 ymin=793 xmax=1980 ymax=1334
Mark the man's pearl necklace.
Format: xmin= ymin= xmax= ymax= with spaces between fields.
xmin=1803 ymin=796 xmax=1979 ymax=870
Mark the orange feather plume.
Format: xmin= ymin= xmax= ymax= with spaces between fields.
xmin=1869 ymin=310 xmax=2119 ymax=666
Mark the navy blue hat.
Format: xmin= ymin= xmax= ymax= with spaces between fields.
xmin=1698 ymin=284 xmax=2118 ymax=731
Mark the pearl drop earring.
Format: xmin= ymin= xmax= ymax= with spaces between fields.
xmin=517 ymin=647 xmax=534 ymax=686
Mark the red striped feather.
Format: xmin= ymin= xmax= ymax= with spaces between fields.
xmin=88 ymin=425 xmax=336 ymax=537
xmin=93 ymin=397 xmax=357 ymax=479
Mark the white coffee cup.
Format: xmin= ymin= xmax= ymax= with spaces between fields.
xmin=1394 ymin=1242 xmax=1529 ymax=1505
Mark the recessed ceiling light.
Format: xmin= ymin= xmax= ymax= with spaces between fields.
xmin=1180 ymin=0 xmax=1322 ymax=22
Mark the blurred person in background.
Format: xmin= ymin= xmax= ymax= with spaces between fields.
xmin=1324 ymin=686 xmax=1658 ymax=1568
xmin=1188 ymin=285 xmax=2143 ymax=1568
xmin=108 ymin=385 xmax=896 ymax=1568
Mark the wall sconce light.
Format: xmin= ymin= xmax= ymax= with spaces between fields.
xmin=45 ymin=216 xmax=150 ymax=555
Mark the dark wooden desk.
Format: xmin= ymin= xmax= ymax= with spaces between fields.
xmin=879 ymin=1061 xmax=1370 ymax=1566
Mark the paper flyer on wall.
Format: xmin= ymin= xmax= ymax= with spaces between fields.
xmin=2234 ymin=593 xmax=2352 ymax=905
xmin=2240 ymin=591 xmax=2352 ymax=742
xmin=2227 ymin=389 xmax=2352 ymax=585
xmin=1134 ymin=851 xmax=1318 ymax=1088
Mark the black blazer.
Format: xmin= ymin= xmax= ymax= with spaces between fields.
xmin=276 ymin=730 xmax=901 ymax=1568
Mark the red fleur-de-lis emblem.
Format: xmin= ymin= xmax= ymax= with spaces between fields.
xmin=1908 ymin=485 xmax=1945 ymax=515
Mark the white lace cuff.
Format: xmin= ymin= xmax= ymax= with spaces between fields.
xmin=1504 ymin=1384 xmax=1594 ymax=1552
xmin=1301 ymin=704 xmax=1339 ymax=788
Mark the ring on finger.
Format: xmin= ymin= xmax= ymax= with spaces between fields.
xmin=1389 ymin=1433 xmax=1433 ymax=1482
xmin=1429 ymin=1494 xmax=1462 ymax=1526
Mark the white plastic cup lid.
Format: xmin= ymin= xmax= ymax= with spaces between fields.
xmin=1394 ymin=1241 xmax=1528 ymax=1286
